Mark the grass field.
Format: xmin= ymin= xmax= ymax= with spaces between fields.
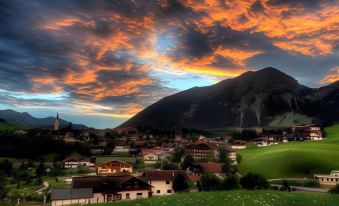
xmin=93 ymin=190 xmax=339 ymax=206
xmin=238 ymin=124 xmax=339 ymax=179
xmin=0 ymin=122 xmax=20 ymax=132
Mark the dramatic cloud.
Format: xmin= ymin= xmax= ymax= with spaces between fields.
xmin=0 ymin=0 xmax=338 ymax=128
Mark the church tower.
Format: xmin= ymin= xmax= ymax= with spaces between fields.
xmin=54 ymin=112 xmax=60 ymax=131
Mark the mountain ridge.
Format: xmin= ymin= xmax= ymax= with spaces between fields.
xmin=120 ymin=67 xmax=339 ymax=130
xmin=0 ymin=109 xmax=88 ymax=130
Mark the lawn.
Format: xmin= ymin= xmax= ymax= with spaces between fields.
xmin=238 ymin=124 xmax=339 ymax=179
xmin=0 ymin=122 xmax=20 ymax=132
xmin=93 ymin=190 xmax=339 ymax=206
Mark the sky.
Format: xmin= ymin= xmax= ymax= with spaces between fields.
xmin=0 ymin=0 xmax=338 ymax=129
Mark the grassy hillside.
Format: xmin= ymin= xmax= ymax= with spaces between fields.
xmin=238 ymin=124 xmax=339 ymax=179
xmin=0 ymin=122 xmax=20 ymax=132
xmin=93 ymin=190 xmax=339 ymax=206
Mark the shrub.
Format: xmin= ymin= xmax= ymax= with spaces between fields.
xmin=200 ymin=173 xmax=222 ymax=191
xmin=222 ymin=175 xmax=239 ymax=190
xmin=173 ymin=173 xmax=189 ymax=192
xmin=330 ymin=185 xmax=339 ymax=194
xmin=240 ymin=173 xmax=269 ymax=190
xmin=181 ymin=155 xmax=194 ymax=170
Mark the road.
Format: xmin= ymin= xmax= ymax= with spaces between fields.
xmin=270 ymin=184 xmax=329 ymax=193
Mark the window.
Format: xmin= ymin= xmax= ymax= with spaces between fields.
xmin=167 ymin=190 xmax=172 ymax=194
xmin=157 ymin=190 xmax=160 ymax=194
xmin=136 ymin=193 xmax=143 ymax=199
xmin=166 ymin=181 xmax=170 ymax=184
xmin=126 ymin=193 xmax=130 ymax=200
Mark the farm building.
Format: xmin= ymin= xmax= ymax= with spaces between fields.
xmin=95 ymin=160 xmax=132 ymax=174
xmin=314 ymin=170 xmax=339 ymax=188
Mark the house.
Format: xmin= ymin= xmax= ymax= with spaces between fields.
xmin=226 ymin=148 xmax=237 ymax=165
xmin=72 ymin=175 xmax=152 ymax=203
xmin=314 ymin=170 xmax=339 ymax=188
xmin=185 ymin=141 xmax=218 ymax=160
xmin=254 ymin=137 xmax=278 ymax=147
xmin=231 ymin=140 xmax=247 ymax=149
xmin=142 ymin=170 xmax=200 ymax=196
xmin=143 ymin=153 xmax=160 ymax=164
xmin=95 ymin=160 xmax=132 ymax=174
xmin=193 ymin=163 xmax=224 ymax=178
xmin=89 ymin=145 xmax=105 ymax=155
xmin=51 ymin=188 xmax=93 ymax=206
xmin=63 ymin=158 xmax=94 ymax=169
xmin=113 ymin=146 xmax=129 ymax=153
xmin=293 ymin=124 xmax=322 ymax=140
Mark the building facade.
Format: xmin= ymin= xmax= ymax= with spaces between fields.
xmin=95 ymin=160 xmax=133 ymax=174
xmin=72 ymin=175 xmax=152 ymax=203
xmin=314 ymin=170 xmax=339 ymax=188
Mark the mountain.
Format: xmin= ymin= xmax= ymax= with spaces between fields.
xmin=120 ymin=67 xmax=339 ymax=130
xmin=0 ymin=109 xmax=88 ymax=130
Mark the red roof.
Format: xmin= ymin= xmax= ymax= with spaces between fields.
xmin=143 ymin=170 xmax=200 ymax=182
xmin=194 ymin=163 xmax=223 ymax=173
xmin=95 ymin=160 xmax=132 ymax=168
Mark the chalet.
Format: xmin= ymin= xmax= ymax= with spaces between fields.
xmin=292 ymin=124 xmax=322 ymax=141
xmin=63 ymin=158 xmax=94 ymax=169
xmin=227 ymin=148 xmax=237 ymax=165
xmin=142 ymin=170 xmax=200 ymax=196
xmin=143 ymin=153 xmax=160 ymax=164
xmin=72 ymin=175 xmax=152 ymax=203
xmin=51 ymin=188 xmax=93 ymax=206
xmin=89 ymin=145 xmax=105 ymax=155
xmin=185 ymin=141 xmax=218 ymax=160
xmin=314 ymin=170 xmax=339 ymax=188
xmin=193 ymin=163 xmax=223 ymax=178
xmin=113 ymin=146 xmax=129 ymax=153
xmin=254 ymin=137 xmax=278 ymax=147
xmin=231 ymin=140 xmax=247 ymax=149
xmin=95 ymin=160 xmax=132 ymax=174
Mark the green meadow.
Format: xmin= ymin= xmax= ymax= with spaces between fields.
xmin=0 ymin=122 xmax=20 ymax=132
xmin=93 ymin=190 xmax=339 ymax=206
xmin=238 ymin=124 xmax=339 ymax=179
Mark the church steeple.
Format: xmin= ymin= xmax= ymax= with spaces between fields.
xmin=54 ymin=112 xmax=60 ymax=131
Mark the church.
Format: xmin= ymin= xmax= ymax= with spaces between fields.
xmin=54 ymin=112 xmax=60 ymax=131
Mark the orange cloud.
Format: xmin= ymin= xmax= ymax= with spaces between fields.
xmin=319 ymin=67 xmax=339 ymax=85
xmin=30 ymin=75 xmax=63 ymax=93
xmin=214 ymin=46 xmax=263 ymax=66
xmin=183 ymin=0 xmax=339 ymax=57
xmin=73 ymin=101 xmax=144 ymax=118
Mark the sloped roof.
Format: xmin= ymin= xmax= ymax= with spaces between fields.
xmin=95 ymin=160 xmax=132 ymax=167
xmin=72 ymin=175 xmax=151 ymax=193
xmin=142 ymin=170 xmax=200 ymax=182
xmin=51 ymin=188 xmax=93 ymax=200
xmin=194 ymin=163 xmax=223 ymax=173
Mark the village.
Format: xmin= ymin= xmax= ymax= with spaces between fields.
xmin=17 ymin=114 xmax=328 ymax=206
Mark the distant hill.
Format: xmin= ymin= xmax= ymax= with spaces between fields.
xmin=0 ymin=120 xmax=21 ymax=132
xmin=0 ymin=109 xmax=88 ymax=130
xmin=120 ymin=67 xmax=339 ymax=130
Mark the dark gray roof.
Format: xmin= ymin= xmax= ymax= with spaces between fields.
xmin=51 ymin=188 xmax=93 ymax=200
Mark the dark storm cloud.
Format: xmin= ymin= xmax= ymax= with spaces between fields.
xmin=0 ymin=0 xmax=337 ymax=122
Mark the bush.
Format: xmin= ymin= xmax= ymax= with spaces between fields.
xmin=181 ymin=155 xmax=194 ymax=170
xmin=222 ymin=175 xmax=239 ymax=190
xmin=240 ymin=173 xmax=269 ymax=190
xmin=330 ymin=185 xmax=339 ymax=194
xmin=200 ymin=173 xmax=222 ymax=191
xmin=162 ymin=161 xmax=179 ymax=170
xmin=173 ymin=173 xmax=189 ymax=192
xmin=48 ymin=168 xmax=65 ymax=177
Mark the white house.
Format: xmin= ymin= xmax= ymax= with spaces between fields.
xmin=143 ymin=153 xmax=160 ymax=164
xmin=314 ymin=170 xmax=339 ymax=187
